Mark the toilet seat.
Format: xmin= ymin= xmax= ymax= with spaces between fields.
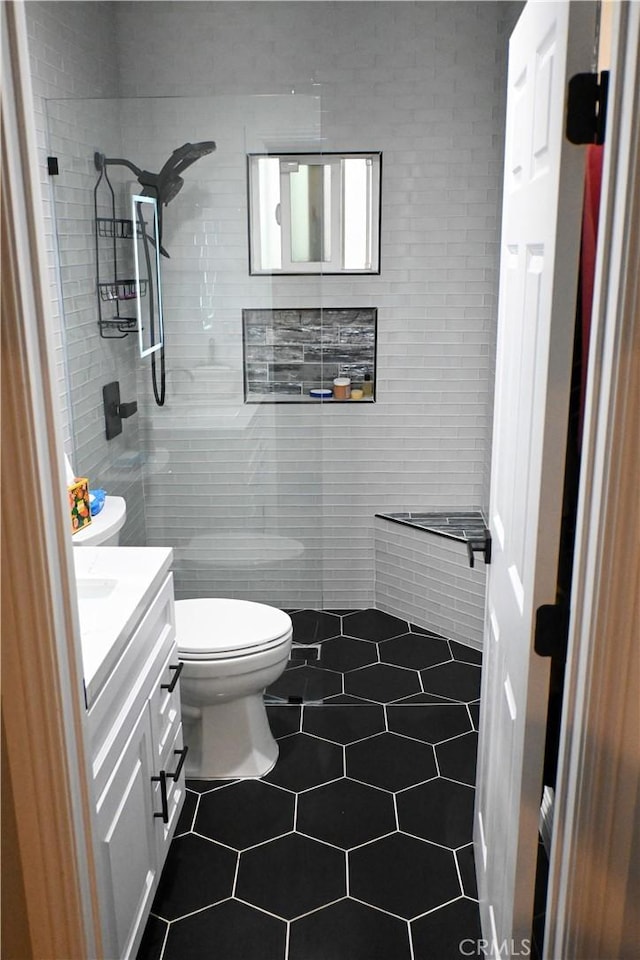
xmin=175 ymin=598 xmax=292 ymax=660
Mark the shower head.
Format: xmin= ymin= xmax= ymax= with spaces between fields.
xmin=97 ymin=140 xmax=216 ymax=256
xmin=99 ymin=140 xmax=216 ymax=206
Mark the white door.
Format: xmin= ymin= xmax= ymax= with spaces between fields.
xmin=474 ymin=2 xmax=596 ymax=953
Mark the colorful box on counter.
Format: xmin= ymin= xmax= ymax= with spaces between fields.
xmin=68 ymin=478 xmax=92 ymax=534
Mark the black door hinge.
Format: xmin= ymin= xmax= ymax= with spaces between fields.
xmin=534 ymin=603 xmax=570 ymax=659
xmin=466 ymin=528 xmax=492 ymax=568
xmin=47 ymin=156 xmax=59 ymax=175
xmin=566 ymin=71 xmax=609 ymax=145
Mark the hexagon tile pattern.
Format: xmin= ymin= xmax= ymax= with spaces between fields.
xmin=136 ymin=608 xmax=482 ymax=960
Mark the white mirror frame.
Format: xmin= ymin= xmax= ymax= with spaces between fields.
xmin=131 ymin=194 xmax=164 ymax=358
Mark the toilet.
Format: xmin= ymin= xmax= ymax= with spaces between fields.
xmin=72 ymin=492 xmax=291 ymax=780
xmin=175 ymin=598 xmax=293 ymax=779
xmin=72 ymin=495 xmax=127 ymax=546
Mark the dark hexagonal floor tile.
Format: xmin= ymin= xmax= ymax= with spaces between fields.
xmin=344 ymin=664 xmax=420 ymax=703
xmin=303 ymin=704 xmax=385 ymax=744
xmin=349 ymin=833 xmax=460 ymax=919
xmin=236 ymin=833 xmax=346 ymax=920
xmin=265 ymin=733 xmax=343 ymax=792
xmin=395 ymin=692 xmax=456 ymax=705
xmin=175 ymin=789 xmax=198 ymax=836
xmin=267 ymin=704 xmax=302 ymax=739
xmin=450 ymin=640 xmax=483 ymax=665
xmin=136 ymin=914 xmax=167 ymax=960
xmin=297 ymin=778 xmax=396 ymax=850
xmin=343 ymin=609 xmax=409 ymax=641
xmin=289 ymin=898 xmax=411 ymax=960
xmin=347 ymin=733 xmax=436 ymax=792
xmin=186 ymin=778 xmax=237 ymax=794
xmin=397 ymin=778 xmax=475 ymax=848
xmin=456 ymin=844 xmax=478 ymax=899
xmin=320 ymin=636 xmax=378 ymax=672
xmin=150 ymin=834 xmax=236 ymax=920
xmin=386 ymin=704 xmax=471 ymax=744
xmin=436 ymin=732 xmax=478 ymax=787
xmin=162 ymin=899 xmax=286 ymax=960
xmin=420 ymin=661 xmax=482 ymax=702
xmin=469 ymin=701 xmax=480 ymax=731
xmin=267 ymin=664 xmax=343 ymax=703
xmin=290 ymin=609 xmax=342 ymax=643
xmin=379 ymin=633 xmax=451 ymax=670
xmin=411 ymin=898 xmax=482 ymax=957
xmin=195 ymin=779 xmax=294 ymax=850
xmin=323 ymin=693 xmax=379 ymax=706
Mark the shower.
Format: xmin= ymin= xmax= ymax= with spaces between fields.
xmin=94 ymin=142 xmax=216 ymax=405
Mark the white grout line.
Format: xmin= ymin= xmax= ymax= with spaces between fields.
xmin=408 ymin=917 xmax=416 ymax=960
xmin=392 ymin=792 xmax=400 ymax=832
xmin=158 ymin=916 xmax=170 ymax=960
xmin=234 ymin=896 xmax=290 ymax=924
xmin=348 ymin=894 xmax=409 ymax=924
xmin=190 ymin=831 xmax=239 ymax=854
xmin=410 ymin=893 xmax=466 ymax=923
xmin=284 ymin=919 xmax=290 ymax=960
xmin=231 ymin=852 xmax=240 ymax=898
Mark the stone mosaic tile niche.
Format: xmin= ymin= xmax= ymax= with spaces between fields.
xmin=242 ymin=308 xmax=377 ymax=402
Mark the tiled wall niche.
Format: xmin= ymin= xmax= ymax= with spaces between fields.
xmin=243 ymin=308 xmax=376 ymax=402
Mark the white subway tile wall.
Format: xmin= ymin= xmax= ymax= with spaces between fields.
xmin=374 ymin=517 xmax=486 ymax=649
xmin=26 ymin=1 xmax=148 ymax=546
xmin=26 ymin=2 xmax=521 ymax=639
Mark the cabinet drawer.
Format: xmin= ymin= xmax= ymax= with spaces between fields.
xmin=90 ymin=574 xmax=175 ymax=797
xmin=152 ymin=723 xmax=186 ymax=863
xmin=149 ymin=646 xmax=183 ymax=773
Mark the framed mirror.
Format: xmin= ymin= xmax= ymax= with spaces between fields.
xmin=131 ymin=194 xmax=164 ymax=358
xmin=248 ymin=152 xmax=381 ymax=275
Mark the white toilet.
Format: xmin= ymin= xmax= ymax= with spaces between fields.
xmin=72 ymin=493 xmax=292 ymax=780
xmin=72 ymin=495 xmax=127 ymax=546
xmin=175 ymin=598 xmax=293 ymax=780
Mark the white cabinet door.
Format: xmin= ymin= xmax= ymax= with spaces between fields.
xmin=96 ymin=705 xmax=158 ymax=960
xmin=474 ymin=1 xmax=595 ymax=953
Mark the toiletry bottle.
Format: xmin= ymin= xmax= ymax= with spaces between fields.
xmin=363 ymin=373 xmax=373 ymax=398
xmin=333 ymin=377 xmax=351 ymax=400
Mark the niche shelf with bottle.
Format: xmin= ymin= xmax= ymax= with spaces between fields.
xmin=242 ymin=307 xmax=377 ymax=403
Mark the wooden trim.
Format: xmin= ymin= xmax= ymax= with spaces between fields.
xmin=545 ymin=3 xmax=640 ymax=957
xmin=1 ymin=3 xmax=101 ymax=957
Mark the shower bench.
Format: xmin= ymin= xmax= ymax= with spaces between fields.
xmin=374 ymin=510 xmax=489 ymax=651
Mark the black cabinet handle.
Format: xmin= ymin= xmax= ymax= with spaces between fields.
xmin=161 ymin=662 xmax=183 ymax=693
xmin=151 ymin=770 xmax=169 ymax=823
xmin=168 ymin=745 xmax=189 ymax=782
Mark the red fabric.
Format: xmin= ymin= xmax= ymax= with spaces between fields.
xmin=579 ymin=144 xmax=604 ymax=440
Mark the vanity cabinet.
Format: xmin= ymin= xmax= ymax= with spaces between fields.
xmin=86 ymin=571 xmax=184 ymax=960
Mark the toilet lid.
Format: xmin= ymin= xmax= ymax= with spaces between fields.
xmin=175 ymin=598 xmax=292 ymax=659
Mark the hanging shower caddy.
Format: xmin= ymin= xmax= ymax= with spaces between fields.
xmin=93 ymin=152 xmax=147 ymax=339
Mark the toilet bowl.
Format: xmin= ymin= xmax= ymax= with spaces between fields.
xmin=175 ymin=598 xmax=293 ymax=779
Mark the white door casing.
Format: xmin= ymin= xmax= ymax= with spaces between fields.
xmin=474 ymin=2 xmax=596 ymax=954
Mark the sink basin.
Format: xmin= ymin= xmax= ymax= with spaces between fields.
xmin=76 ymin=578 xmax=118 ymax=600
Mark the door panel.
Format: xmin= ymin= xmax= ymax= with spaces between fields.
xmin=475 ymin=2 xmax=595 ymax=953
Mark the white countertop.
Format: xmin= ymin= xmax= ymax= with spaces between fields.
xmin=73 ymin=546 xmax=173 ymax=705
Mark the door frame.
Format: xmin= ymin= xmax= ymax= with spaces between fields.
xmin=545 ymin=2 xmax=640 ymax=956
xmin=1 ymin=2 xmax=101 ymax=956
xmin=1 ymin=1 xmax=637 ymax=956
